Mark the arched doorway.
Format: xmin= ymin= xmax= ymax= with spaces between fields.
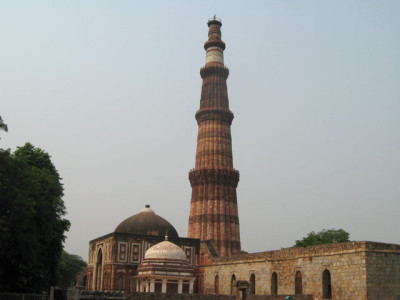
xmin=117 ymin=273 xmax=125 ymax=291
xmin=95 ymin=249 xmax=103 ymax=290
xmin=271 ymin=272 xmax=278 ymax=296
xmin=130 ymin=277 xmax=137 ymax=292
xmin=249 ymin=273 xmax=256 ymax=294
xmin=322 ymin=269 xmax=332 ymax=299
xmin=295 ymin=271 xmax=302 ymax=294
xmin=214 ymin=275 xmax=219 ymax=294
xmin=231 ymin=274 xmax=236 ymax=295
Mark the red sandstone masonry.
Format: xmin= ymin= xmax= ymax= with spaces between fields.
xmin=188 ymin=19 xmax=241 ymax=257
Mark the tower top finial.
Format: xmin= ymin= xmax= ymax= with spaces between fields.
xmin=208 ymin=15 xmax=222 ymax=26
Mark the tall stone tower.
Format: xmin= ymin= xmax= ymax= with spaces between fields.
xmin=188 ymin=17 xmax=241 ymax=257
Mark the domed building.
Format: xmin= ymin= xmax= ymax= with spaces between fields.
xmin=86 ymin=205 xmax=199 ymax=292
xmin=135 ymin=236 xmax=196 ymax=293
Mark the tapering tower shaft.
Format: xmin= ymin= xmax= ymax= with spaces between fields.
xmin=188 ymin=18 xmax=241 ymax=257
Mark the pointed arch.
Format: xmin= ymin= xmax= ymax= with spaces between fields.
xmin=231 ymin=274 xmax=236 ymax=295
xmin=295 ymin=271 xmax=302 ymax=294
xmin=117 ymin=273 xmax=125 ymax=291
xmin=322 ymin=269 xmax=332 ymax=299
xmin=271 ymin=272 xmax=278 ymax=296
xmin=214 ymin=274 xmax=219 ymax=294
xmin=249 ymin=273 xmax=256 ymax=294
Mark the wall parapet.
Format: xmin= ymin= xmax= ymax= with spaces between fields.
xmin=209 ymin=241 xmax=400 ymax=265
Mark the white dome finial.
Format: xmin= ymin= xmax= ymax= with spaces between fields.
xmin=140 ymin=204 xmax=154 ymax=213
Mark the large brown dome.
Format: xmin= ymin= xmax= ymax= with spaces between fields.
xmin=114 ymin=205 xmax=179 ymax=237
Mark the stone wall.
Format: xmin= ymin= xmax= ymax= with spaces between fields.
xmin=365 ymin=243 xmax=400 ymax=299
xmin=125 ymin=294 xmax=312 ymax=300
xmin=202 ymin=242 xmax=400 ymax=300
xmin=248 ymin=296 xmax=313 ymax=300
xmin=125 ymin=292 xmax=235 ymax=300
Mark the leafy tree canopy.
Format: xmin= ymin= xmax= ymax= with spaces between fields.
xmin=14 ymin=143 xmax=59 ymax=177
xmin=56 ymin=251 xmax=87 ymax=289
xmin=293 ymin=228 xmax=350 ymax=248
xmin=0 ymin=143 xmax=70 ymax=293
xmin=0 ymin=116 xmax=7 ymax=140
xmin=0 ymin=116 xmax=7 ymax=132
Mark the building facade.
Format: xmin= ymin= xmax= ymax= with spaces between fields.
xmin=135 ymin=237 xmax=196 ymax=293
xmin=86 ymin=205 xmax=199 ymax=292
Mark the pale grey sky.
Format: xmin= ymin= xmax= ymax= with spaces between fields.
xmin=1 ymin=1 xmax=399 ymax=261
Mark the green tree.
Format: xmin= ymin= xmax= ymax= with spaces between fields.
xmin=0 ymin=143 xmax=70 ymax=293
xmin=56 ymin=251 xmax=87 ymax=289
xmin=0 ymin=116 xmax=7 ymax=140
xmin=293 ymin=229 xmax=350 ymax=248
xmin=0 ymin=149 xmax=41 ymax=291
xmin=0 ymin=116 xmax=7 ymax=133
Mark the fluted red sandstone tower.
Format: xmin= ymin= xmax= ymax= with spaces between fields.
xmin=188 ymin=17 xmax=241 ymax=257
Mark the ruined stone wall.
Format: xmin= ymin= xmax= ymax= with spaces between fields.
xmin=202 ymin=242 xmax=400 ymax=300
xmin=126 ymin=292 xmax=235 ymax=300
xmin=125 ymin=293 xmax=312 ymax=300
xmin=365 ymin=243 xmax=400 ymax=299
xmin=248 ymin=296 xmax=313 ymax=300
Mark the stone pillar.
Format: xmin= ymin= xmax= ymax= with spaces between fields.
xmin=150 ymin=279 xmax=155 ymax=292
xmin=50 ymin=287 xmax=54 ymax=300
xmin=189 ymin=279 xmax=195 ymax=294
xmin=136 ymin=280 xmax=140 ymax=292
xmin=178 ymin=279 xmax=183 ymax=294
xmin=242 ymin=289 xmax=247 ymax=300
xmin=161 ymin=279 xmax=167 ymax=293
xmin=237 ymin=281 xmax=249 ymax=300
xmin=66 ymin=287 xmax=79 ymax=300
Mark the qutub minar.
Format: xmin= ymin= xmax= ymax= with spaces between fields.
xmin=188 ymin=17 xmax=241 ymax=257
xmin=85 ymin=17 xmax=400 ymax=299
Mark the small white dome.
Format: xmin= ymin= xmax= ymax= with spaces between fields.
xmin=145 ymin=240 xmax=187 ymax=262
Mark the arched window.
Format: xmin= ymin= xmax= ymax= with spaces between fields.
xmin=95 ymin=249 xmax=103 ymax=290
xmin=271 ymin=272 xmax=278 ymax=296
xmin=214 ymin=275 xmax=219 ymax=294
xmin=249 ymin=273 xmax=256 ymax=294
xmin=295 ymin=271 xmax=302 ymax=295
xmin=322 ymin=269 xmax=332 ymax=299
xmin=231 ymin=274 xmax=236 ymax=295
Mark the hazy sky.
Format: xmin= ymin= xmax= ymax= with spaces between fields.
xmin=1 ymin=1 xmax=399 ymax=261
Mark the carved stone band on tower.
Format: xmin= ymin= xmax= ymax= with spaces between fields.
xmin=188 ymin=18 xmax=241 ymax=257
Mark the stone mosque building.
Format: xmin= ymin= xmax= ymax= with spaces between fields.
xmin=86 ymin=18 xmax=400 ymax=300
